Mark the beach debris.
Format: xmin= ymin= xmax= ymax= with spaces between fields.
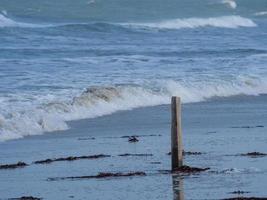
xmin=183 ymin=151 xmax=202 ymax=155
xmin=34 ymin=154 xmax=111 ymax=164
xmin=48 ymin=172 xmax=146 ymax=181
xmin=9 ymin=196 xmax=42 ymax=200
xmin=172 ymin=165 xmax=210 ymax=173
xmin=230 ymin=191 xmax=250 ymax=195
xmin=118 ymin=153 xmax=153 ymax=157
xmin=240 ymin=152 xmax=267 ymax=158
xmin=223 ymin=197 xmax=267 ymax=200
xmin=167 ymin=151 xmax=203 ymax=156
xmin=0 ymin=162 xmax=28 ymax=170
xmin=128 ymin=136 xmax=139 ymax=143
xmin=121 ymin=134 xmax=162 ymax=138
xmin=77 ymin=137 xmax=96 ymax=141
xmin=34 ymin=159 xmax=54 ymax=164
xmin=104 ymin=134 xmax=162 ymax=139
xmin=158 ymin=165 xmax=210 ymax=175
xmin=231 ymin=125 xmax=264 ymax=129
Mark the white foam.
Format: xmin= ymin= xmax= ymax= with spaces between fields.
xmin=254 ymin=11 xmax=267 ymax=16
xmin=1 ymin=10 xmax=7 ymax=16
xmin=221 ymin=167 xmax=260 ymax=174
xmin=221 ymin=0 xmax=237 ymax=9
xmin=0 ymin=13 xmax=50 ymax=28
xmin=87 ymin=0 xmax=96 ymax=5
xmin=124 ymin=16 xmax=256 ymax=30
xmin=0 ymin=13 xmax=38 ymax=28
xmin=1 ymin=76 xmax=267 ymax=142
xmin=0 ymin=14 xmax=256 ymax=30
xmin=0 ymin=13 xmax=17 ymax=27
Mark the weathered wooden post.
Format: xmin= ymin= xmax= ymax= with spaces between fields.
xmin=172 ymin=175 xmax=185 ymax=200
xmin=171 ymin=96 xmax=183 ymax=170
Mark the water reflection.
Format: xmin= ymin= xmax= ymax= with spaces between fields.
xmin=172 ymin=175 xmax=184 ymax=200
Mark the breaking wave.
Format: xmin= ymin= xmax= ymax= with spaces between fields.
xmin=0 ymin=13 xmax=39 ymax=28
xmin=1 ymin=77 xmax=267 ymax=141
xmin=0 ymin=14 xmax=257 ymax=30
xmin=125 ymin=16 xmax=257 ymax=30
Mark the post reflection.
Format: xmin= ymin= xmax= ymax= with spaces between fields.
xmin=172 ymin=175 xmax=184 ymax=200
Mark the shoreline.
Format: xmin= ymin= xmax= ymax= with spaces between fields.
xmin=2 ymin=94 xmax=266 ymax=143
xmin=1 ymin=95 xmax=267 ymax=199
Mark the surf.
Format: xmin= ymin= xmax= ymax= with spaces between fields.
xmin=123 ymin=16 xmax=257 ymax=30
xmin=1 ymin=76 xmax=267 ymax=141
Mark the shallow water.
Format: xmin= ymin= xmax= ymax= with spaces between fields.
xmin=1 ymin=96 xmax=267 ymax=199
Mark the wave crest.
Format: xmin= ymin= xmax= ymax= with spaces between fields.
xmin=0 ymin=14 xmax=257 ymax=30
xmin=0 ymin=13 xmax=18 ymax=27
xmin=1 ymin=76 xmax=267 ymax=141
xmin=125 ymin=16 xmax=257 ymax=30
xmin=0 ymin=14 xmax=36 ymax=28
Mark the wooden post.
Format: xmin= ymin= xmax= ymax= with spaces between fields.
xmin=171 ymin=96 xmax=183 ymax=170
xmin=172 ymin=175 xmax=185 ymax=200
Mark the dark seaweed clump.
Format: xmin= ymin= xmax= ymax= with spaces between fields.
xmin=231 ymin=125 xmax=264 ymax=129
xmin=159 ymin=165 xmax=210 ymax=174
xmin=48 ymin=172 xmax=146 ymax=181
xmin=230 ymin=191 xmax=250 ymax=195
xmin=118 ymin=153 xmax=153 ymax=157
xmin=240 ymin=152 xmax=267 ymax=157
xmin=172 ymin=165 xmax=210 ymax=173
xmin=9 ymin=196 xmax=42 ymax=200
xmin=128 ymin=136 xmax=139 ymax=143
xmin=0 ymin=162 xmax=28 ymax=170
xmin=167 ymin=151 xmax=203 ymax=156
xmin=34 ymin=154 xmax=110 ymax=164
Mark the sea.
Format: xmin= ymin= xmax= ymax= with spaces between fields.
xmin=0 ymin=0 xmax=267 ymax=141
xmin=1 ymin=1 xmax=267 ymax=199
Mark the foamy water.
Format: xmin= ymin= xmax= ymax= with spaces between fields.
xmin=221 ymin=0 xmax=237 ymax=9
xmin=0 ymin=0 xmax=267 ymax=141
xmin=0 ymin=14 xmax=257 ymax=29
xmin=124 ymin=16 xmax=256 ymax=29
xmin=1 ymin=77 xmax=267 ymax=141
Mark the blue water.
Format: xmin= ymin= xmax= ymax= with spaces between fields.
xmin=0 ymin=0 xmax=267 ymax=141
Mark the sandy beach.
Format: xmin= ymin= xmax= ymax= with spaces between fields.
xmin=1 ymin=95 xmax=267 ymax=200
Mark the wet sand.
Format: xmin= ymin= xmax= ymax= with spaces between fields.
xmin=1 ymin=95 xmax=267 ymax=200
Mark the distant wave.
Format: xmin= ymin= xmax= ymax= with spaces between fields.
xmin=1 ymin=77 xmax=267 ymax=141
xmin=0 ymin=13 xmax=21 ymax=27
xmin=0 ymin=14 xmax=257 ymax=30
xmin=254 ymin=11 xmax=267 ymax=16
xmin=124 ymin=16 xmax=257 ymax=30
xmin=0 ymin=13 xmax=44 ymax=28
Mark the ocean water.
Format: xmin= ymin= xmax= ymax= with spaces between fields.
xmin=0 ymin=0 xmax=267 ymax=141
